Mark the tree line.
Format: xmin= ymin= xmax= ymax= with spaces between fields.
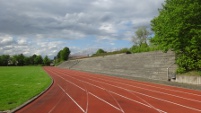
xmin=0 ymin=47 xmax=71 ymax=66
xmin=0 ymin=54 xmax=51 ymax=66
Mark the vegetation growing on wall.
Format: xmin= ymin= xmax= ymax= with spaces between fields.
xmin=92 ymin=48 xmax=130 ymax=57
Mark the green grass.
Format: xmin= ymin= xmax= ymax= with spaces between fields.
xmin=178 ymin=71 xmax=201 ymax=76
xmin=0 ymin=66 xmax=52 ymax=111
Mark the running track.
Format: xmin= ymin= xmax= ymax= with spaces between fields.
xmin=16 ymin=67 xmax=201 ymax=113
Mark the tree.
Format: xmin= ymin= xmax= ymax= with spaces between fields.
xmin=57 ymin=50 xmax=62 ymax=62
xmin=151 ymin=0 xmax=201 ymax=73
xmin=34 ymin=55 xmax=43 ymax=65
xmin=30 ymin=54 xmax=37 ymax=65
xmin=0 ymin=55 xmax=10 ymax=66
xmin=54 ymin=47 xmax=71 ymax=64
xmin=43 ymin=55 xmax=51 ymax=66
xmin=61 ymin=47 xmax=71 ymax=61
xmin=16 ymin=54 xmax=25 ymax=66
xmin=132 ymin=26 xmax=149 ymax=46
xmin=24 ymin=57 xmax=31 ymax=65
xmin=96 ymin=49 xmax=106 ymax=54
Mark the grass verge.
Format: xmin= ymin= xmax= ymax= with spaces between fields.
xmin=0 ymin=66 xmax=51 ymax=111
xmin=178 ymin=71 xmax=201 ymax=76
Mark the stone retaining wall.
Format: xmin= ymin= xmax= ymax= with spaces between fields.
xmin=173 ymin=75 xmax=201 ymax=85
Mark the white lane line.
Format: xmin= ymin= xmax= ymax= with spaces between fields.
xmin=48 ymin=92 xmax=64 ymax=113
xmin=88 ymin=92 xmax=122 ymax=112
xmin=127 ymin=91 xmax=165 ymax=113
xmin=85 ymin=90 xmax=89 ymax=113
xmin=83 ymin=73 xmax=201 ymax=97
xmin=128 ymin=90 xmax=201 ymax=112
xmin=109 ymin=91 xmax=166 ymax=113
xmin=47 ymin=70 xmax=88 ymax=112
xmin=63 ymin=73 xmax=164 ymax=113
xmin=50 ymin=69 xmax=123 ymax=112
xmin=49 ymin=68 xmax=201 ymax=112
xmin=106 ymin=90 xmax=125 ymax=113
xmin=60 ymin=70 xmax=200 ymax=113
xmin=84 ymin=77 xmax=201 ymax=112
xmin=58 ymin=72 xmax=165 ymax=113
xmin=85 ymin=76 xmax=201 ymax=103
xmin=56 ymin=74 xmax=85 ymax=91
xmin=58 ymin=85 xmax=86 ymax=113
xmin=69 ymin=71 xmax=201 ymax=102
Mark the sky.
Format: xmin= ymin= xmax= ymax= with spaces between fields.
xmin=0 ymin=0 xmax=165 ymax=58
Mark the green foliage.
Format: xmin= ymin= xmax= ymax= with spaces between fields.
xmin=130 ymin=42 xmax=162 ymax=53
xmin=12 ymin=54 xmax=25 ymax=66
xmin=61 ymin=47 xmax=71 ymax=61
xmin=132 ymin=26 xmax=149 ymax=46
xmin=55 ymin=47 xmax=71 ymax=64
xmin=151 ymin=0 xmax=201 ymax=73
xmin=96 ymin=49 xmax=106 ymax=55
xmin=43 ymin=56 xmax=51 ymax=66
xmin=0 ymin=55 xmax=10 ymax=66
xmin=34 ymin=55 xmax=43 ymax=65
xmin=92 ymin=48 xmax=131 ymax=57
xmin=0 ymin=54 xmax=52 ymax=66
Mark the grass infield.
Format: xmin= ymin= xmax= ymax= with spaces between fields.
xmin=0 ymin=66 xmax=52 ymax=111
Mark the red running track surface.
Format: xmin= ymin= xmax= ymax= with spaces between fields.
xmin=15 ymin=67 xmax=201 ymax=113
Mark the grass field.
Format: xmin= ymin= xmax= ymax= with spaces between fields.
xmin=0 ymin=66 xmax=52 ymax=111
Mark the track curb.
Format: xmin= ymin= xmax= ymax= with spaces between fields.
xmin=9 ymin=69 xmax=54 ymax=113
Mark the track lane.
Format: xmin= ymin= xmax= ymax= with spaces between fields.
xmin=46 ymin=68 xmax=165 ymax=112
xmin=46 ymin=67 xmax=159 ymax=112
xmin=16 ymin=67 xmax=201 ymax=113
xmin=53 ymin=67 xmax=201 ymax=113
xmin=60 ymin=68 xmax=201 ymax=101
xmin=70 ymin=73 xmax=201 ymax=111
xmin=46 ymin=67 xmax=159 ymax=113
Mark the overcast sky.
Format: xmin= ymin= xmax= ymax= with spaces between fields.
xmin=0 ymin=0 xmax=165 ymax=58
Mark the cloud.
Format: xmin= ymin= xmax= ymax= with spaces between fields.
xmin=0 ymin=0 xmax=165 ymax=57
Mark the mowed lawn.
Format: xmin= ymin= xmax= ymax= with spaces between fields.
xmin=0 ymin=66 xmax=52 ymax=111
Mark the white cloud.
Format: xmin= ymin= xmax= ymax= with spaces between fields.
xmin=0 ymin=0 xmax=165 ymax=57
xmin=99 ymin=23 xmax=116 ymax=33
xmin=0 ymin=35 xmax=15 ymax=45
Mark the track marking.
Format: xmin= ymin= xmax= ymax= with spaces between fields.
xmin=48 ymin=69 xmax=90 ymax=113
xmin=81 ymin=72 xmax=201 ymax=97
xmin=127 ymin=91 xmax=165 ymax=113
xmin=89 ymin=92 xmax=122 ymax=112
xmin=58 ymin=85 xmax=86 ymax=113
xmin=85 ymin=90 xmax=89 ymax=113
xmin=108 ymin=91 xmax=166 ymax=113
xmin=56 ymin=74 xmax=85 ymax=91
xmin=49 ymin=69 xmax=123 ymax=112
xmin=47 ymin=68 xmax=201 ymax=112
xmin=83 ymin=77 xmax=201 ymax=112
xmin=61 ymin=72 xmax=165 ymax=113
xmin=56 ymin=69 xmax=201 ymax=112
xmin=66 ymin=70 xmax=201 ymax=103
xmin=106 ymin=90 xmax=125 ymax=113
xmin=83 ymin=75 xmax=201 ymax=103
xmin=48 ymin=92 xmax=65 ymax=113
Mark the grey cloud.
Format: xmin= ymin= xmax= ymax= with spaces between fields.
xmin=0 ymin=0 xmax=164 ymax=37
xmin=0 ymin=0 xmax=165 ymax=56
